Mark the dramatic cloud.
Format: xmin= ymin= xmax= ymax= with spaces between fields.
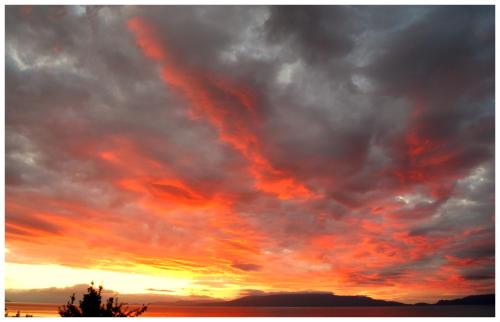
xmin=5 ymin=5 xmax=494 ymax=304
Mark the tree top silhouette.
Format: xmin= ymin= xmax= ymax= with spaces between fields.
xmin=58 ymin=282 xmax=147 ymax=317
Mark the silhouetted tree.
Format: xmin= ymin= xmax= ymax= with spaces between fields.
xmin=58 ymin=282 xmax=147 ymax=317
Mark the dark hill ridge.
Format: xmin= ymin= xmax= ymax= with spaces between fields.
xmin=197 ymin=292 xmax=494 ymax=307
xmin=148 ymin=292 xmax=495 ymax=307
xmin=435 ymin=294 xmax=494 ymax=306
xmin=206 ymin=292 xmax=406 ymax=307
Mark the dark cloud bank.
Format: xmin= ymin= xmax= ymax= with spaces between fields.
xmin=5 ymin=5 xmax=494 ymax=303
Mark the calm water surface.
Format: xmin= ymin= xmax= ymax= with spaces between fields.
xmin=6 ymin=303 xmax=495 ymax=317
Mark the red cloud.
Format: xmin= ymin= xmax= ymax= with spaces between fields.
xmin=127 ymin=16 xmax=315 ymax=201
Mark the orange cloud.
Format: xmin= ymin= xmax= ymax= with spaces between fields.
xmin=127 ymin=16 xmax=314 ymax=201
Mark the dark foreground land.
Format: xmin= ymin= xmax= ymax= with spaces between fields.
xmin=6 ymin=293 xmax=495 ymax=317
xmin=5 ymin=303 xmax=495 ymax=317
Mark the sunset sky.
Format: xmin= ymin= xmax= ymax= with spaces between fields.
xmin=5 ymin=5 xmax=494 ymax=304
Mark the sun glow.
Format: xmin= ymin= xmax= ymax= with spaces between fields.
xmin=5 ymin=263 xmax=192 ymax=295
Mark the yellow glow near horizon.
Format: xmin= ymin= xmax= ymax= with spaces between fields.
xmin=5 ymin=262 xmax=193 ymax=295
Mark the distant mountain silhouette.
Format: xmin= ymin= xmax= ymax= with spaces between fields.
xmin=193 ymin=292 xmax=495 ymax=307
xmin=204 ymin=292 xmax=406 ymax=307
xmin=434 ymin=294 xmax=494 ymax=306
